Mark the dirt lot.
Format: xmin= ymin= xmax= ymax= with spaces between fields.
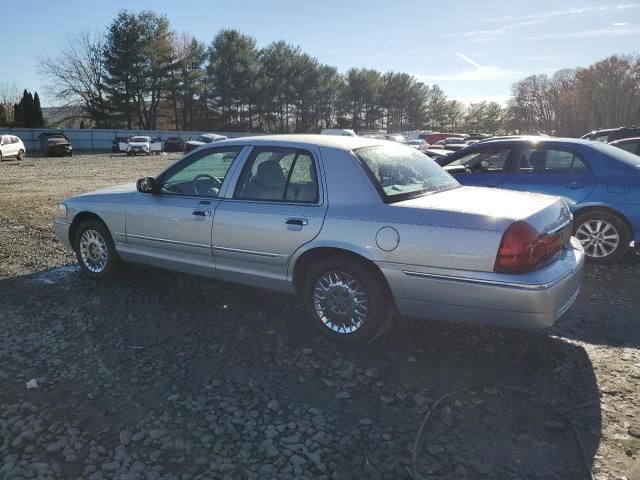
xmin=0 ymin=152 xmax=639 ymax=480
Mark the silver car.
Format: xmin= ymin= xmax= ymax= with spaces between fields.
xmin=53 ymin=135 xmax=584 ymax=345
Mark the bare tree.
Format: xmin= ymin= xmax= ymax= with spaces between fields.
xmin=39 ymin=30 xmax=110 ymax=127
xmin=0 ymin=82 xmax=20 ymax=125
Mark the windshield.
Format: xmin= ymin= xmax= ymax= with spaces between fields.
xmin=354 ymin=145 xmax=459 ymax=202
xmin=131 ymin=136 xmax=148 ymax=142
xmin=591 ymin=141 xmax=640 ymax=168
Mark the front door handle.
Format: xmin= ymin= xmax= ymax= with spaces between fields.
xmin=192 ymin=210 xmax=211 ymax=217
xmin=285 ymin=217 xmax=308 ymax=226
xmin=565 ymin=183 xmax=586 ymax=190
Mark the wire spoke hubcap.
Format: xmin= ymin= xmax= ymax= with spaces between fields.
xmin=313 ymin=271 xmax=368 ymax=334
xmin=79 ymin=229 xmax=109 ymax=273
xmin=575 ymin=219 xmax=619 ymax=258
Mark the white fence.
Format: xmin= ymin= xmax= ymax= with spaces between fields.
xmin=0 ymin=128 xmax=264 ymax=152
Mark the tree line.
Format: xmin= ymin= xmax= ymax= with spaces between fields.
xmin=36 ymin=10 xmax=639 ymax=136
xmin=0 ymin=88 xmax=45 ymax=128
xmin=39 ymin=10 xmax=505 ymax=134
xmin=507 ymin=55 xmax=640 ymax=136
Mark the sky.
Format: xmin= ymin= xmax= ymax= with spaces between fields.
xmin=1 ymin=0 xmax=639 ymax=107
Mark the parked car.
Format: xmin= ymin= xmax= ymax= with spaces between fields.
xmin=39 ymin=132 xmax=73 ymax=156
xmin=466 ymin=133 xmax=491 ymax=141
xmin=405 ymin=139 xmax=426 ymax=148
xmin=421 ymin=148 xmax=450 ymax=161
xmin=385 ymin=134 xmax=405 ymax=142
xmin=0 ymin=134 xmax=26 ymax=161
xmin=53 ymin=135 xmax=583 ymax=345
xmin=438 ymin=137 xmax=640 ymax=263
xmin=610 ymin=137 xmax=640 ymax=155
xmin=126 ymin=136 xmax=152 ymax=156
xmin=184 ymin=134 xmax=228 ymax=153
xmin=112 ymin=136 xmax=129 ymax=153
xmin=581 ymin=126 xmax=640 ymax=143
xmin=320 ymin=128 xmax=356 ymax=137
xmin=163 ymin=136 xmax=185 ymax=152
xmin=419 ymin=132 xmax=467 ymax=144
xmin=443 ymin=137 xmax=468 ymax=151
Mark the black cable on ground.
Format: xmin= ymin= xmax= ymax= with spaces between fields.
xmin=410 ymin=384 xmax=595 ymax=480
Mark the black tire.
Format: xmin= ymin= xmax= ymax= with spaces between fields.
xmin=573 ymin=210 xmax=631 ymax=264
xmin=302 ymin=257 xmax=393 ymax=346
xmin=68 ymin=152 xmax=73 ymax=157
xmin=74 ymin=219 xmax=121 ymax=279
xmin=0 ymin=151 xmax=3 ymax=162
xmin=17 ymin=149 xmax=24 ymax=160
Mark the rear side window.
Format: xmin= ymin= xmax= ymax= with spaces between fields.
xmin=516 ymin=148 xmax=588 ymax=174
xmin=234 ymin=147 xmax=319 ymax=203
xmin=11 ymin=137 xmax=19 ymax=143
xmin=615 ymin=141 xmax=640 ymax=154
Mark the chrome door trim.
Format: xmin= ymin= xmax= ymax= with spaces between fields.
xmin=401 ymin=269 xmax=573 ymax=290
xmin=212 ymin=245 xmax=282 ymax=258
xmin=127 ymin=233 xmax=210 ymax=249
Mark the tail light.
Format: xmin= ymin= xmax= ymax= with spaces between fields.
xmin=494 ymin=221 xmax=565 ymax=273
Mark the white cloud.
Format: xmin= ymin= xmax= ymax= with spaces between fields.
xmin=524 ymin=24 xmax=640 ymax=40
xmin=611 ymin=22 xmax=629 ymax=25
xmin=442 ymin=3 xmax=640 ymax=40
xmin=415 ymin=53 xmax=520 ymax=82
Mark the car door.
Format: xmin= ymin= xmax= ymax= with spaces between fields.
xmin=124 ymin=145 xmax=246 ymax=274
xmin=212 ymin=145 xmax=327 ymax=290
xmin=503 ymin=145 xmax=596 ymax=204
xmin=443 ymin=145 xmax=514 ymax=188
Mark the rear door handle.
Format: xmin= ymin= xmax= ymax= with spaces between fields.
xmin=285 ymin=217 xmax=308 ymax=226
xmin=192 ymin=210 xmax=211 ymax=217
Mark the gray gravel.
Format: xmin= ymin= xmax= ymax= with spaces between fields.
xmin=1 ymin=153 xmax=639 ymax=479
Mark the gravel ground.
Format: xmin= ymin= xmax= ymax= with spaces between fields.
xmin=0 ymin=152 xmax=639 ymax=480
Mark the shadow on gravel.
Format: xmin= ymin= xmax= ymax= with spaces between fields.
xmin=552 ymin=250 xmax=640 ymax=348
xmin=0 ymin=263 xmax=603 ymax=479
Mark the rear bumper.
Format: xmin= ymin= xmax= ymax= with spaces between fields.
xmin=379 ymin=237 xmax=585 ymax=329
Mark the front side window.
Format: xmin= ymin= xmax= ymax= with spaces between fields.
xmin=234 ymin=147 xmax=319 ymax=203
xmin=160 ymin=147 xmax=242 ymax=197
xmin=445 ymin=147 xmax=511 ymax=173
xmin=355 ymin=144 xmax=459 ymax=202
xmin=516 ymin=148 xmax=588 ymax=173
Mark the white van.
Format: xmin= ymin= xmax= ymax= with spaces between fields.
xmin=320 ymin=129 xmax=357 ymax=137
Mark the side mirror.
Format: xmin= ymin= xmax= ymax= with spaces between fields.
xmin=137 ymin=177 xmax=157 ymax=193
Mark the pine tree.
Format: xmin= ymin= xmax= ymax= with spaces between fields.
xmin=32 ymin=92 xmax=45 ymax=127
xmin=0 ymin=104 xmax=6 ymax=127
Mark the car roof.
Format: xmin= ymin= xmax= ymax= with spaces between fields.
xmin=220 ymin=134 xmax=385 ymax=150
xmin=609 ymin=136 xmax=640 ymax=144
xmin=476 ymin=136 xmax=595 ymax=147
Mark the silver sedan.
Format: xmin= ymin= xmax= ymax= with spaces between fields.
xmin=53 ymin=135 xmax=584 ymax=345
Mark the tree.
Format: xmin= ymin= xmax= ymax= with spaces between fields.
xmin=207 ymin=30 xmax=258 ymax=130
xmin=39 ymin=30 xmax=110 ymax=127
xmin=32 ymin=92 xmax=45 ymax=127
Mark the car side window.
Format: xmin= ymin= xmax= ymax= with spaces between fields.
xmin=160 ymin=147 xmax=242 ymax=198
xmin=517 ymin=148 xmax=588 ymax=174
xmin=617 ymin=141 xmax=640 ymax=154
xmin=446 ymin=147 xmax=510 ymax=173
xmin=234 ymin=147 xmax=319 ymax=203
xmin=11 ymin=137 xmax=19 ymax=144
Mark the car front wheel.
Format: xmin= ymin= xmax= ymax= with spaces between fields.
xmin=574 ymin=210 xmax=631 ymax=263
xmin=17 ymin=149 xmax=24 ymax=160
xmin=302 ymin=257 xmax=393 ymax=346
xmin=74 ymin=220 xmax=120 ymax=279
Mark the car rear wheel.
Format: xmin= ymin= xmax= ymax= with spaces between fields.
xmin=17 ymin=149 xmax=24 ymax=160
xmin=74 ymin=220 xmax=120 ymax=279
xmin=574 ymin=210 xmax=630 ymax=264
xmin=302 ymin=257 xmax=393 ymax=346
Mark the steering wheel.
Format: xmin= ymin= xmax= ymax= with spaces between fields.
xmin=193 ymin=174 xmax=222 ymax=196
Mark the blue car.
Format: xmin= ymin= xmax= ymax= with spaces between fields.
xmin=438 ymin=137 xmax=640 ymax=263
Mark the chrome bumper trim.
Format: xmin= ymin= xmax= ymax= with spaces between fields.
xmin=127 ymin=233 xmax=210 ymax=249
xmin=401 ymin=269 xmax=573 ymax=291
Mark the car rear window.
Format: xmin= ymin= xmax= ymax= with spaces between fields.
xmin=354 ymin=145 xmax=459 ymax=203
xmin=591 ymin=142 xmax=640 ymax=169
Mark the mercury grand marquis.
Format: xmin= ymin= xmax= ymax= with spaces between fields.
xmin=54 ymin=135 xmax=584 ymax=345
